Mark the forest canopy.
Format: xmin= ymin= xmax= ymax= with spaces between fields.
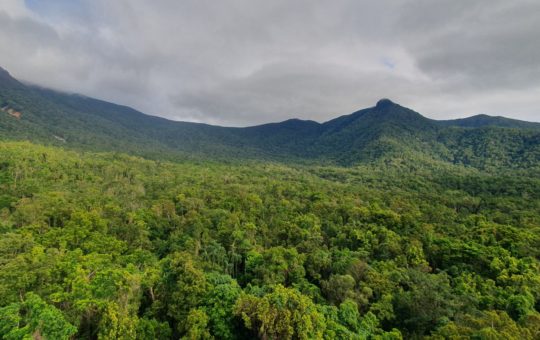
xmin=0 ymin=141 xmax=539 ymax=339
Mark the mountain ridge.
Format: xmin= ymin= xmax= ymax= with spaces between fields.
xmin=3 ymin=67 xmax=539 ymax=129
xmin=0 ymin=66 xmax=539 ymax=168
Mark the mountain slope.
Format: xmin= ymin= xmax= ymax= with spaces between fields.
xmin=438 ymin=114 xmax=540 ymax=129
xmin=0 ymin=67 xmax=538 ymax=168
xmin=313 ymin=99 xmax=442 ymax=162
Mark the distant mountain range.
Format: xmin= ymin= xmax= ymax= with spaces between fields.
xmin=0 ymin=66 xmax=539 ymax=169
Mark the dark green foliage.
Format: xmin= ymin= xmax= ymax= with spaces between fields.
xmin=438 ymin=114 xmax=540 ymax=129
xmin=0 ymin=68 xmax=539 ymax=169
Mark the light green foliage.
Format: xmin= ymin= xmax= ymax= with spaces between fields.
xmin=246 ymin=247 xmax=306 ymax=285
xmin=429 ymin=310 xmax=540 ymax=339
xmin=0 ymin=292 xmax=77 ymax=340
xmin=158 ymin=252 xmax=210 ymax=333
xmin=97 ymin=302 xmax=138 ymax=340
xmin=183 ymin=308 xmax=212 ymax=340
xmin=234 ymin=285 xmax=326 ymax=339
xmin=0 ymin=141 xmax=539 ymax=339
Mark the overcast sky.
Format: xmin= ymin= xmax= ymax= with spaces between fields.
xmin=0 ymin=0 xmax=538 ymax=126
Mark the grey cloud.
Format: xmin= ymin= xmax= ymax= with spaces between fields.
xmin=398 ymin=0 xmax=540 ymax=90
xmin=0 ymin=0 xmax=538 ymax=125
xmin=172 ymin=61 xmax=427 ymax=126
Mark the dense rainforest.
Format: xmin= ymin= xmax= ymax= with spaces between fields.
xmin=1 ymin=66 xmax=540 ymax=339
xmin=0 ymin=141 xmax=539 ymax=339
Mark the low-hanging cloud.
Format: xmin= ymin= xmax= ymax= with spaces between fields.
xmin=0 ymin=0 xmax=538 ymax=126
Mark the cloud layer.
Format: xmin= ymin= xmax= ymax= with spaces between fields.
xmin=0 ymin=0 xmax=538 ymax=125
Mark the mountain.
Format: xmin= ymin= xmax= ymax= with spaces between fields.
xmin=0 ymin=67 xmax=23 ymax=88
xmin=438 ymin=114 xmax=540 ymax=129
xmin=0 ymin=67 xmax=539 ymax=169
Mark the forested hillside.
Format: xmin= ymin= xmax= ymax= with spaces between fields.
xmin=1 ymin=67 xmax=539 ymax=169
xmin=0 ymin=141 xmax=539 ymax=339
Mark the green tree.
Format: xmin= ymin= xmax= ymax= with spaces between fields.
xmin=234 ymin=285 xmax=326 ymax=339
xmin=0 ymin=292 xmax=77 ymax=340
